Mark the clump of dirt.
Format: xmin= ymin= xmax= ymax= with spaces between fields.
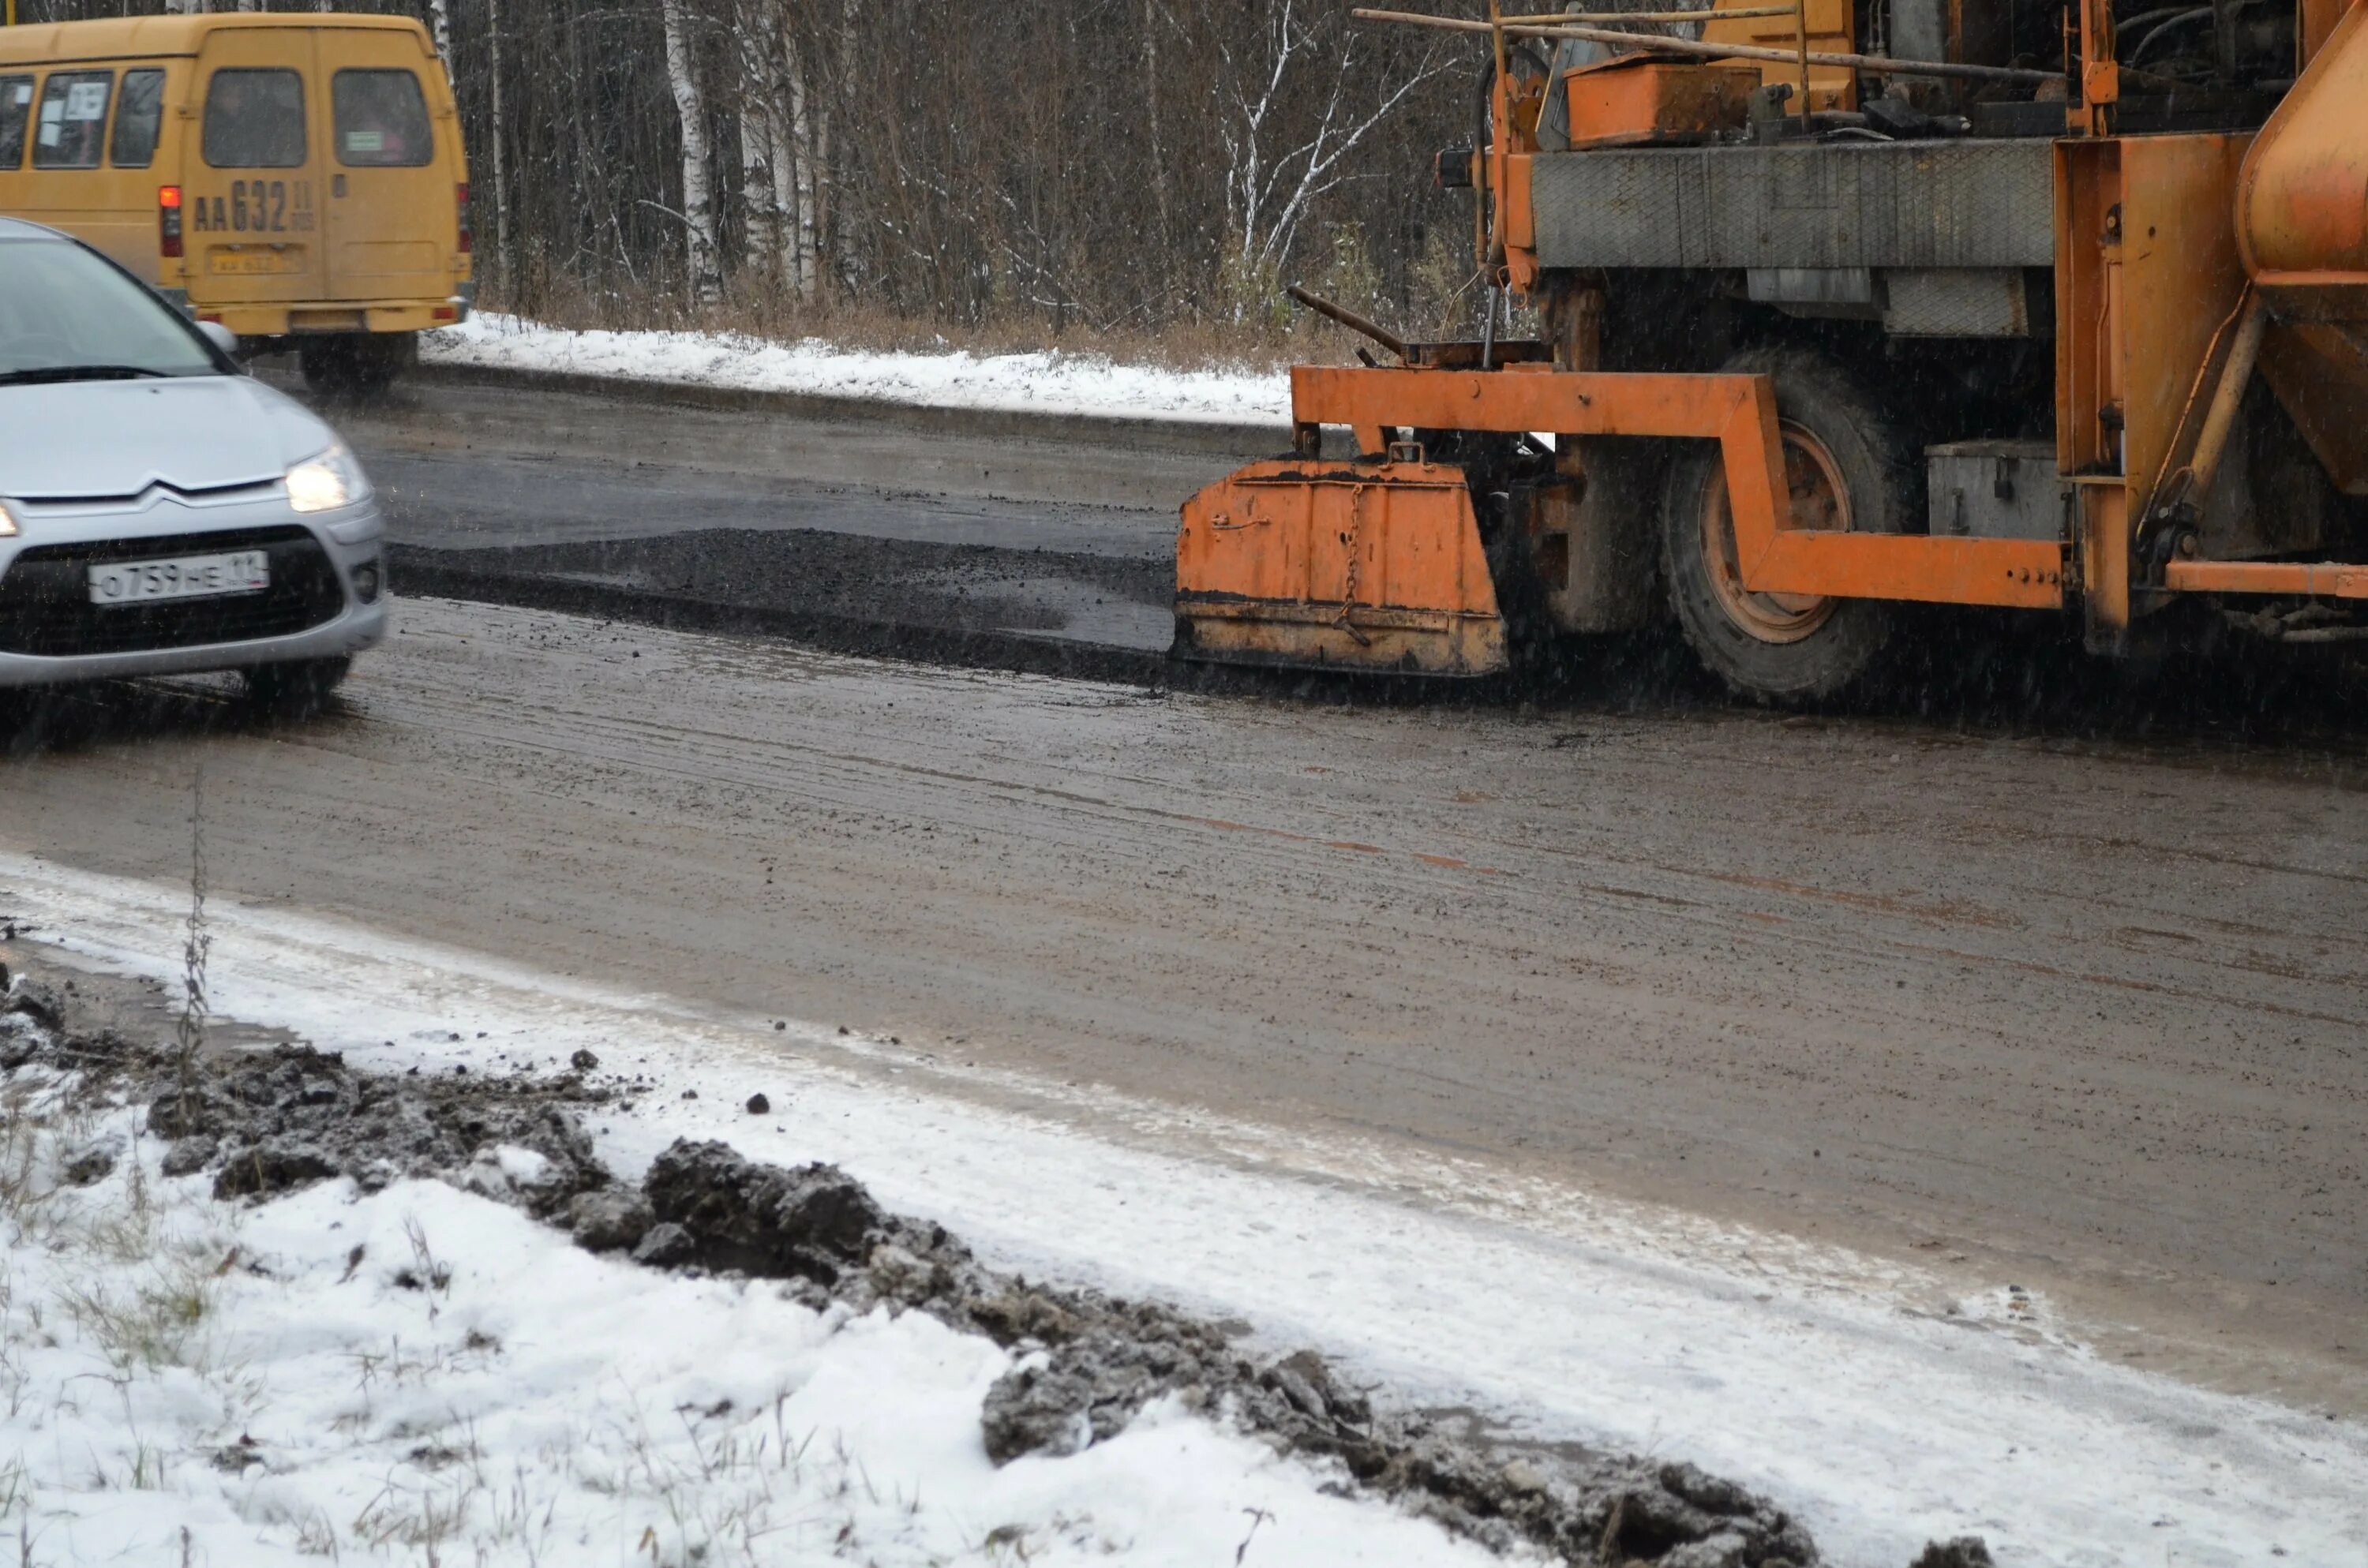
xmin=1 ymin=972 xmax=66 ymax=1068
xmin=5 ymin=983 xmax=609 ymax=1218
xmin=163 ymin=1045 xmax=610 ymax=1213
xmin=1909 ymin=1544 xmax=1997 ymax=1568
xmin=613 ymin=1139 xmax=1827 ymax=1567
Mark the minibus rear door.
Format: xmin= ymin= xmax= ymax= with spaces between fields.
xmin=185 ymin=27 xmax=330 ymax=309
xmin=320 ymin=28 xmax=452 ymax=305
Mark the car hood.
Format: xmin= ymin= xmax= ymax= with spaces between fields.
xmin=0 ymin=375 xmax=333 ymax=502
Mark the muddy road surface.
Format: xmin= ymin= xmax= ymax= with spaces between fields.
xmin=2 ymin=597 xmax=2362 ymax=1431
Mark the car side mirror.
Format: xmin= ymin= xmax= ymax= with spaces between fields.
xmin=197 ymin=320 xmax=239 ymax=358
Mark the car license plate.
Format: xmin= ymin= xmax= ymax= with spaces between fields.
xmin=209 ymin=248 xmax=302 ymax=275
xmin=88 ymin=551 xmax=271 ymax=607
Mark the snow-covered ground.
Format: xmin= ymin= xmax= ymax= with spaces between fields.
xmin=0 ymin=1083 xmax=1517 ymax=1568
xmin=6 ymin=844 xmax=2366 ymax=1568
xmin=422 ymin=315 xmax=1295 ymax=427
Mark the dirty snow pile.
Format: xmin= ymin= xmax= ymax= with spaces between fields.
xmin=424 ymin=314 xmax=1295 ymax=427
xmin=18 ymin=850 xmax=2368 ymax=1568
xmin=0 ymin=1083 xmax=1519 ymax=1565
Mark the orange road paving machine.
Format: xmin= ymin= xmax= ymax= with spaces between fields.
xmin=1174 ymin=0 xmax=2368 ymax=701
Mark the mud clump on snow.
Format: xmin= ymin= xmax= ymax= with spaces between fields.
xmin=7 ymin=1006 xmax=612 ymax=1218
xmin=617 ymin=1138 xmax=1835 ymax=1567
xmin=639 ymin=1138 xmax=897 ymax=1282
xmin=1909 ymin=1543 xmax=1997 ymax=1568
xmin=154 ymin=1045 xmax=611 ymax=1214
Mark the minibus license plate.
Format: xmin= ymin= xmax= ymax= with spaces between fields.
xmin=211 ymin=249 xmax=302 ymax=275
xmin=88 ymin=552 xmax=271 ymax=607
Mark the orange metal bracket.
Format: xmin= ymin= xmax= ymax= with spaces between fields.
xmin=2164 ymin=560 xmax=2368 ymax=598
xmin=1291 ymin=367 xmax=2066 ymax=610
xmin=2075 ymin=0 xmax=2119 ymax=134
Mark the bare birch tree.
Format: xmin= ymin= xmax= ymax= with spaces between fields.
xmin=660 ymin=0 xmax=721 ymax=304
xmin=1214 ymin=0 xmax=1452 ymax=287
xmin=733 ymin=0 xmax=798 ymax=284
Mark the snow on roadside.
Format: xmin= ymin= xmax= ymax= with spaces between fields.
xmin=422 ymin=314 xmax=1295 ymax=427
xmin=8 ymin=845 xmax=2368 ymax=1568
xmin=0 ymin=1083 xmax=1521 ymax=1568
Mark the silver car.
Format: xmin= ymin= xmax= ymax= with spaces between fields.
xmin=0 ymin=217 xmax=384 ymax=705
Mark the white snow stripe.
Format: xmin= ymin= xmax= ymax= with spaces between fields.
xmin=422 ymin=314 xmax=1295 ymax=428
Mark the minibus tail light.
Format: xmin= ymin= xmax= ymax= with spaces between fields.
xmin=456 ymin=182 xmax=473 ymax=255
xmin=159 ymin=185 xmax=184 ymax=260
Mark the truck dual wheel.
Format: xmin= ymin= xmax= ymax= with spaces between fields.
xmin=298 ymin=332 xmax=417 ymax=399
xmin=1659 ymin=349 xmax=1909 ymax=705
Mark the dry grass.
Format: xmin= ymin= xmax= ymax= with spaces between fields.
xmin=478 ymin=225 xmax=1513 ymax=376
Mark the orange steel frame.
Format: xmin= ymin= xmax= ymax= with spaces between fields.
xmin=1451 ymin=0 xmax=2365 ymax=631
xmin=1295 ymin=366 xmax=2066 ymax=609
xmin=2165 ymin=559 xmax=2368 ymax=597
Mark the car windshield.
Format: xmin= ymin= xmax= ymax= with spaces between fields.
xmin=0 ymin=238 xmax=219 ymax=383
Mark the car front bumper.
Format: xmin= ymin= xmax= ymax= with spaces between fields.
xmin=0 ymin=489 xmax=388 ymax=689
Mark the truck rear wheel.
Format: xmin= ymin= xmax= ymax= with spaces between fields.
xmin=1660 ymin=349 xmax=1907 ymax=704
xmin=298 ymin=332 xmax=415 ymax=399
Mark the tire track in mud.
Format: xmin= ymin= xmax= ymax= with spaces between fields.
xmin=351 ymin=616 xmax=2368 ymax=1248
xmin=356 ymin=627 xmax=2368 ymax=1055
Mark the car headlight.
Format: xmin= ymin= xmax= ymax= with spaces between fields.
xmin=286 ymin=441 xmax=370 ymax=515
xmin=0 ymin=499 xmax=17 ymax=538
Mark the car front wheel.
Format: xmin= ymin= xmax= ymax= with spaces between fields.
xmin=242 ymin=656 xmax=350 ymax=717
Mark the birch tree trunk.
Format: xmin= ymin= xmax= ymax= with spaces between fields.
xmin=786 ymin=34 xmax=816 ymax=299
xmin=660 ymin=0 xmax=721 ymax=305
xmin=1142 ymin=0 xmax=1171 ymax=279
xmin=740 ymin=96 xmax=785 ymax=279
xmin=735 ymin=0 xmax=793 ymax=283
xmin=826 ymin=0 xmax=858 ymax=291
xmin=489 ymin=0 xmax=511 ymax=283
xmin=427 ymin=0 xmax=452 ymax=60
xmin=808 ymin=61 xmax=831 ymax=301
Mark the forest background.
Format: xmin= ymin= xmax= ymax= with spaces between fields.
xmin=17 ymin=0 xmax=1493 ymax=361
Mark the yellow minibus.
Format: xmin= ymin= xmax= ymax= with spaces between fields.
xmin=0 ymin=13 xmax=471 ymax=392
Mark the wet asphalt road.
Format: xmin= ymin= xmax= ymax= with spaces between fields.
xmin=306 ymin=371 xmax=1224 ymax=662
xmin=323 ymin=372 xmax=1212 ymax=559
xmin=5 ymin=375 xmax=2363 ymax=1424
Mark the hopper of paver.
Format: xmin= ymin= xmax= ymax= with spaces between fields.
xmin=2234 ymin=0 xmax=2368 ymax=497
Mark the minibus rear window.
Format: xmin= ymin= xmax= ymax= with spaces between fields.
xmin=202 ymin=69 xmax=305 ymax=169
xmin=33 ymin=72 xmax=112 ymax=170
xmin=0 ymin=77 xmax=30 ymax=170
xmin=333 ymin=69 xmax=432 ymax=168
xmin=111 ymin=69 xmax=166 ymax=170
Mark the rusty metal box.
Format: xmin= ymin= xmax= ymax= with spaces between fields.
xmin=1563 ymin=57 xmax=1757 ymax=150
xmin=1926 ymin=440 xmax=2066 ymax=541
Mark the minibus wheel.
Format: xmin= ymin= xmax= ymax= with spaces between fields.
xmin=299 ymin=333 xmax=415 ymax=399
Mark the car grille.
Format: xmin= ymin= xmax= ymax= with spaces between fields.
xmin=0 ymin=526 xmax=345 ymax=657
